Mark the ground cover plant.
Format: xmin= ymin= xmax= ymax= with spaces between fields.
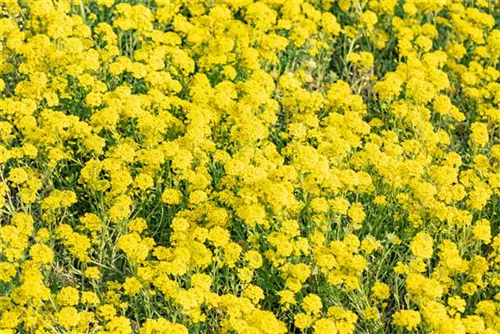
xmin=1 ymin=0 xmax=500 ymax=333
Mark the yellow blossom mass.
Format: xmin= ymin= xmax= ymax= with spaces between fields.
xmin=0 ymin=1 xmax=499 ymax=333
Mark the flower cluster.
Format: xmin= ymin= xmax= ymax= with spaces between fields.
xmin=0 ymin=0 xmax=499 ymax=333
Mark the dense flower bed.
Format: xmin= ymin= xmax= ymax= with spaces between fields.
xmin=0 ymin=0 xmax=499 ymax=333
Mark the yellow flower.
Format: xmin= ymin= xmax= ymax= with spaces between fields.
xmin=302 ymin=294 xmax=322 ymax=315
xmin=223 ymin=242 xmax=242 ymax=268
xmin=85 ymin=267 xmax=101 ymax=280
xmin=244 ymin=250 xmax=263 ymax=269
xmin=360 ymin=10 xmax=378 ymax=28
xmin=0 ymin=262 xmax=16 ymax=282
xmin=29 ymin=243 xmax=54 ymax=265
xmin=117 ymin=232 xmax=155 ymax=263
xmin=409 ymin=232 xmax=433 ymax=259
xmin=98 ymin=304 xmax=117 ymax=320
xmin=470 ymin=122 xmax=489 ymax=147
xmin=448 ymin=296 xmax=466 ymax=313
xmin=373 ymin=195 xmax=387 ymax=205
xmin=347 ymin=51 xmax=374 ymax=68
xmin=57 ymin=286 xmax=79 ymax=306
xmin=462 ymin=315 xmax=485 ymax=333
xmin=236 ymin=265 xmax=255 ymax=283
xmin=392 ymin=310 xmax=421 ymax=331
xmin=56 ymin=307 xmax=80 ymax=328
xmin=347 ymin=202 xmax=365 ymax=228
xmin=109 ymin=195 xmax=133 ymax=222
xmin=134 ymin=173 xmax=154 ymax=191
xmin=0 ymin=309 xmax=21 ymax=329
xmin=244 ymin=285 xmax=264 ymax=304
xmin=105 ymin=316 xmax=132 ymax=334
xmin=406 ymin=273 xmax=443 ymax=301
xmin=363 ymin=306 xmax=379 ymax=320
xmin=461 ymin=282 xmax=478 ymax=296
xmin=294 ymin=313 xmax=314 ymax=329
xmin=313 ymin=318 xmax=337 ymax=333
xmin=80 ymin=213 xmax=102 ymax=232
xmin=123 ymin=277 xmax=142 ymax=296
xmin=371 ymin=282 xmax=390 ymax=300
xmin=81 ymin=291 xmax=100 ymax=305
xmin=361 ymin=236 xmax=382 ymax=254
xmin=403 ymin=3 xmax=418 ymax=16
xmin=161 ymin=188 xmax=183 ymax=205
xmin=208 ymin=226 xmax=230 ymax=248
xmin=8 ymin=168 xmax=28 ymax=185
xmin=128 ymin=218 xmax=147 ymax=234
xmin=191 ymin=273 xmax=212 ymax=291
xmin=278 ymin=290 xmax=296 ymax=309
xmin=473 ymin=219 xmax=491 ymax=244
xmin=189 ymin=190 xmax=207 ymax=205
